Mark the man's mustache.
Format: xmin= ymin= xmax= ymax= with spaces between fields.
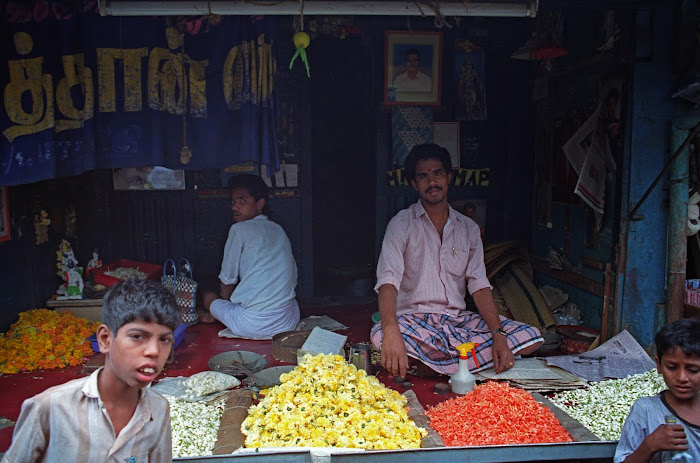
xmin=425 ymin=186 xmax=442 ymax=193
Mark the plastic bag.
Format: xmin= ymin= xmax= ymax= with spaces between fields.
xmin=183 ymin=371 xmax=240 ymax=398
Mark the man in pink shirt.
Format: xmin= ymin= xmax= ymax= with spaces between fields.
xmin=372 ymin=143 xmax=543 ymax=378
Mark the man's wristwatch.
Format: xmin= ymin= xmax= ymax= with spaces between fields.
xmin=491 ymin=327 xmax=507 ymax=337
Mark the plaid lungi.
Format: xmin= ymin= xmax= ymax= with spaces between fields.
xmin=370 ymin=312 xmax=543 ymax=375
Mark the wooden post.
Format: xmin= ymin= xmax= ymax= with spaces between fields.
xmin=601 ymin=263 xmax=612 ymax=342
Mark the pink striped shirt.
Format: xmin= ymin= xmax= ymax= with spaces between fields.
xmin=375 ymin=201 xmax=491 ymax=315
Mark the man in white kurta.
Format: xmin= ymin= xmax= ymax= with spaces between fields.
xmin=203 ymin=174 xmax=299 ymax=339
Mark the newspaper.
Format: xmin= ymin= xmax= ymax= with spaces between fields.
xmin=299 ymin=327 xmax=347 ymax=357
xmin=476 ymin=358 xmax=587 ymax=393
xmin=478 ymin=357 xmax=563 ymax=380
xmin=545 ymin=330 xmax=656 ymax=382
xmin=296 ymin=315 xmax=348 ymax=332
xmin=563 ymin=106 xmax=599 ymax=175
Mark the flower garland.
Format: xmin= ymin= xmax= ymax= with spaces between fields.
xmin=165 ymin=393 xmax=226 ymax=458
xmin=549 ymin=369 xmax=665 ymax=440
xmin=0 ymin=309 xmax=99 ymax=374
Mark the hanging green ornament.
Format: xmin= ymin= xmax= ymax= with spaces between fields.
xmin=289 ymin=31 xmax=311 ymax=77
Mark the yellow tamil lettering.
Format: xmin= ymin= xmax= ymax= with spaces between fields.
xmin=478 ymin=168 xmax=489 ymax=186
xmin=3 ymin=32 xmax=54 ymax=142
xmin=223 ymin=42 xmax=243 ymax=110
xmin=55 ymin=53 xmax=94 ymax=132
xmin=186 ymin=56 xmax=208 ymax=117
xmin=225 ymin=36 xmax=278 ymax=111
xmin=148 ymin=47 xmax=185 ymax=115
xmin=255 ymin=33 xmax=275 ymax=105
xmin=97 ymin=48 xmax=148 ymax=112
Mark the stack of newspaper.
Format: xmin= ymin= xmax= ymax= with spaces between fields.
xmin=476 ymin=357 xmax=587 ymax=393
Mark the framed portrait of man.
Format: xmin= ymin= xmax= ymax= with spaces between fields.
xmin=384 ymin=31 xmax=442 ymax=106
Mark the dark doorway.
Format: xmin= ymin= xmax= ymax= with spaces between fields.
xmin=311 ymin=36 xmax=375 ymax=296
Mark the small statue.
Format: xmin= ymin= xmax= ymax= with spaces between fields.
xmin=56 ymin=239 xmax=79 ymax=277
xmin=34 ymin=209 xmax=50 ymax=245
xmin=56 ymin=239 xmax=80 ymax=296
xmin=63 ymin=261 xmax=84 ymax=298
xmin=86 ymin=249 xmax=102 ymax=277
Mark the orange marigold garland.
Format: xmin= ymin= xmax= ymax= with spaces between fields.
xmin=0 ymin=309 xmax=99 ymax=374
xmin=426 ymin=381 xmax=573 ymax=446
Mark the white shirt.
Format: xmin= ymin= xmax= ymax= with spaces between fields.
xmin=375 ymin=201 xmax=491 ymax=315
xmin=219 ymin=214 xmax=297 ymax=312
xmin=2 ymin=368 xmax=172 ymax=463
xmin=393 ymin=71 xmax=432 ymax=93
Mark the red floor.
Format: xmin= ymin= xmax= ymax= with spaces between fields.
xmin=0 ymin=300 xmax=455 ymax=453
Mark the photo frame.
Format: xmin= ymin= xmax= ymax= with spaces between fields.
xmin=113 ymin=167 xmax=185 ymax=190
xmin=384 ymin=31 xmax=442 ymax=106
xmin=450 ymin=198 xmax=486 ymax=239
xmin=0 ymin=186 xmax=9 ymax=242
xmin=454 ymin=40 xmax=487 ymax=120
xmin=433 ymin=122 xmax=460 ymax=168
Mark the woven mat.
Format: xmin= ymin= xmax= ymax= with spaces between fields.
xmin=493 ymin=263 xmax=556 ymax=331
xmin=213 ymin=389 xmax=254 ymax=455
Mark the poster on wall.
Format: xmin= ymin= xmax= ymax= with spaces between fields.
xmin=392 ymin=107 xmax=434 ymax=167
xmin=384 ymin=31 xmax=442 ymax=106
xmin=113 ymin=167 xmax=185 ymax=190
xmin=432 ymin=122 xmax=460 ymax=168
xmin=450 ymin=198 xmax=486 ymax=239
xmin=0 ymin=187 xmax=9 ymax=242
xmin=454 ymin=40 xmax=487 ymax=121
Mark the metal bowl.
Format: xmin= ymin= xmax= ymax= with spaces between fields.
xmin=208 ymin=351 xmax=268 ymax=378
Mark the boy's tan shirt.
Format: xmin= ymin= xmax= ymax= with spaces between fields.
xmin=2 ymin=367 xmax=171 ymax=463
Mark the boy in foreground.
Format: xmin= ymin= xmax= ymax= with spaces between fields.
xmin=615 ymin=318 xmax=700 ymax=462
xmin=2 ymin=279 xmax=181 ymax=462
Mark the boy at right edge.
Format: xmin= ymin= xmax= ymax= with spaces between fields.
xmin=615 ymin=318 xmax=700 ymax=462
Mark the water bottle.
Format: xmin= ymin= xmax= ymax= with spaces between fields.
xmin=662 ymin=415 xmax=694 ymax=463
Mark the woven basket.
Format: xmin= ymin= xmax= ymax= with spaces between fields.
xmin=271 ymin=330 xmax=312 ymax=363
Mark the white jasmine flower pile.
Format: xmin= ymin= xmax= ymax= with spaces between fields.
xmin=165 ymin=394 xmax=226 ymax=457
xmin=241 ymin=353 xmax=427 ymax=449
xmin=549 ymin=369 xmax=665 ymax=441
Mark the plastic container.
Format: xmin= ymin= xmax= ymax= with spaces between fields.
xmin=556 ymin=325 xmax=599 ymax=354
xmin=92 ymin=259 xmax=162 ymax=287
xmin=90 ymin=323 xmax=186 ymax=353
xmin=450 ymin=342 xmax=479 ymax=394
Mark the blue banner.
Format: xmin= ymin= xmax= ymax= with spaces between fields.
xmin=0 ymin=1 xmax=279 ymax=186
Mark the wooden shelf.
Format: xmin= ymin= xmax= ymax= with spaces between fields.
xmin=532 ymin=258 xmax=604 ymax=298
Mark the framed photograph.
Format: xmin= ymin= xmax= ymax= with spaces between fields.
xmin=384 ymin=31 xmax=442 ymax=106
xmin=450 ymin=198 xmax=486 ymax=240
xmin=433 ymin=122 xmax=460 ymax=168
xmin=113 ymin=167 xmax=185 ymax=190
xmin=454 ymin=40 xmax=487 ymax=120
xmin=0 ymin=186 xmax=9 ymax=242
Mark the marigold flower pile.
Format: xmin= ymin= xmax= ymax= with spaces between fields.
xmin=426 ymin=381 xmax=573 ymax=446
xmin=241 ymin=353 xmax=427 ymax=449
xmin=0 ymin=309 xmax=98 ymax=374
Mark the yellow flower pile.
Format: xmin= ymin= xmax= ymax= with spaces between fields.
xmin=242 ymin=353 xmax=427 ymax=449
xmin=0 ymin=309 xmax=99 ymax=374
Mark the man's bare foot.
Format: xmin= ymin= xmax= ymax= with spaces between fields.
xmin=197 ymin=308 xmax=216 ymax=324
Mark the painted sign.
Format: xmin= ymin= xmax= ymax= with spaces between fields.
xmin=387 ymin=168 xmax=489 ymax=187
xmin=1 ymin=3 xmax=279 ymax=186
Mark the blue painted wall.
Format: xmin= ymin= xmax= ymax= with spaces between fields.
xmin=620 ymin=4 xmax=676 ymax=350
